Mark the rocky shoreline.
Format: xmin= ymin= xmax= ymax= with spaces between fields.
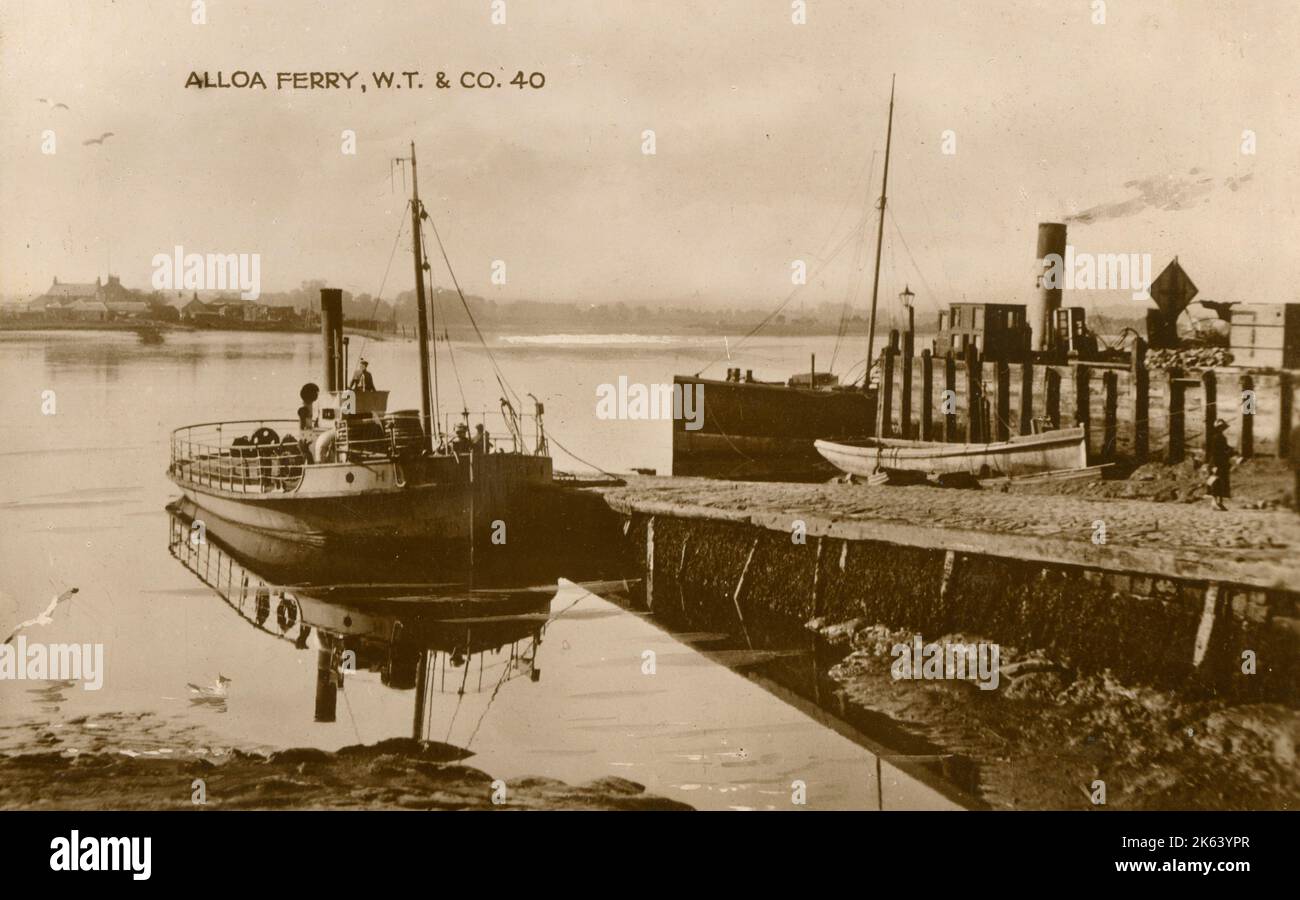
xmin=811 ymin=618 xmax=1299 ymax=810
xmin=0 ymin=737 xmax=691 ymax=811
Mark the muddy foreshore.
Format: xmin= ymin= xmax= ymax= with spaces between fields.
xmin=813 ymin=619 xmax=1299 ymax=810
xmin=0 ymin=735 xmax=690 ymax=811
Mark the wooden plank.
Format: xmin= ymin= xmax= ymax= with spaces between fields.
xmin=964 ymin=344 xmax=982 ymax=443
xmin=1168 ymin=369 xmax=1186 ymax=464
xmin=1132 ymin=338 xmax=1149 ymax=462
xmin=1019 ymin=361 xmax=1034 ymax=436
xmin=1278 ymin=371 xmax=1292 ymax=460
xmin=1203 ymin=369 xmax=1217 ymax=459
xmin=901 ymin=332 xmax=914 ymax=439
xmin=1046 ymin=367 xmax=1061 ymax=430
xmin=1241 ymin=373 xmax=1254 ymax=459
xmin=1103 ymin=370 xmax=1118 ymax=462
xmin=995 ymin=361 xmax=1011 ymax=441
xmin=944 ymin=352 xmax=957 ymax=443
xmin=880 ymin=343 xmax=896 ymax=439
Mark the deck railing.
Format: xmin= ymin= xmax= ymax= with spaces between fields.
xmin=171 ymin=407 xmax=547 ymax=494
xmin=434 ymin=409 xmax=542 ymax=456
xmin=169 ymin=419 xmax=309 ymax=494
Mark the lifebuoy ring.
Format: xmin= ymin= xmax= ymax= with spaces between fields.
xmin=254 ymin=587 xmax=270 ymax=624
xmin=250 ymin=426 xmax=280 ymax=447
xmin=276 ymin=598 xmax=297 ymax=632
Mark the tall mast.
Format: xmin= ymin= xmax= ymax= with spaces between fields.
xmin=408 ymin=142 xmax=435 ymax=449
xmin=864 ymin=75 xmax=895 ymax=383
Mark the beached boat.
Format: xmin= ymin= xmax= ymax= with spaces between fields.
xmin=671 ymin=79 xmax=900 ymax=482
xmin=813 ymin=426 xmax=1088 ymax=480
xmin=168 ymin=143 xmax=552 ymax=547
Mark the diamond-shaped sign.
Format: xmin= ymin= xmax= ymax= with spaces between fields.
xmin=1149 ymin=258 xmax=1198 ymax=316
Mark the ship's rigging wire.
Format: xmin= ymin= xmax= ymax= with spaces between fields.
xmin=354 ymin=214 xmax=408 ymax=363
xmin=421 ymin=200 xmax=623 ymax=474
xmin=424 ymin=215 xmax=524 ymax=413
xmin=423 ymin=244 xmax=443 ymax=436
xmin=898 ymin=155 xmax=959 ymax=306
xmin=338 ymin=679 xmax=364 ymax=745
xmin=828 ymin=225 xmax=869 ymax=374
xmin=888 ymin=206 xmax=941 ymax=317
xmin=697 ymin=150 xmax=876 ymax=379
xmin=546 ymin=430 xmax=622 ymax=480
xmin=437 ymin=312 xmax=469 ymax=416
xmin=465 ymin=640 xmax=516 ymax=748
xmin=694 ymin=206 xmax=873 ymax=378
xmin=829 ymin=151 xmax=877 ymax=374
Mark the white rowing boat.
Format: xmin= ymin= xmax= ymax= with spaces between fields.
xmin=813 ymin=426 xmax=1088 ymax=479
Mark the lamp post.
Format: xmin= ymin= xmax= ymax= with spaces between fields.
xmin=899 ymin=285 xmax=916 ymax=438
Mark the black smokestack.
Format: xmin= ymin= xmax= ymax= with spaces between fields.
xmin=319 ymin=288 xmax=343 ymax=391
xmin=1033 ymin=223 xmax=1067 ymax=351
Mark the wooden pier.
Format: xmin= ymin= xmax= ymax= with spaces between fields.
xmin=875 ymin=334 xmax=1300 ymax=466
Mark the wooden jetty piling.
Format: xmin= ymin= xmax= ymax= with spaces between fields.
xmin=920 ymin=350 xmax=934 ymax=441
xmin=1102 ymin=370 xmax=1118 ymax=462
xmin=943 ymin=353 xmax=957 ymax=442
xmin=1132 ymin=338 xmax=1149 ymax=463
xmin=1167 ymin=370 xmax=1186 ymax=464
xmin=1018 ymin=361 xmax=1034 ymax=435
xmin=964 ymin=344 xmax=982 ymax=443
xmin=994 ymin=361 xmax=1011 ymax=442
xmin=1241 ymin=373 xmax=1254 ymax=459
xmin=1203 ymin=369 xmax=1217 ymax=459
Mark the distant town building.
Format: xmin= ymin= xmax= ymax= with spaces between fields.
xmin=31 ymin=275 xmax=142 ymax=320
xmin=105 ymin=300 xmax=151 ymax=318
xmin=170 ymin=293 xmax=210 ymax=322
xmin=68 ymin=299 xmax=108 ymax=321
xmin=24 ymin=276 xmax=301 ymax=327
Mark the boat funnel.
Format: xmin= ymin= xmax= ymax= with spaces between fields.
xmin=320 ymin=288 xmax=344 ymax=391
xmin=1033 ymin=223 xmax=1067 ymax=351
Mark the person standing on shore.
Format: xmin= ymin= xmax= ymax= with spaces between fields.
xmin=1206 ymin=418 xmax=1233 ymax=511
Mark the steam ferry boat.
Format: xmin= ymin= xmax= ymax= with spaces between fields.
xmin=168 ymin=143 xmax=553 ymax=546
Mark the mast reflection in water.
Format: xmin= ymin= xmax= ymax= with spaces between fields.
xmin=162 ymin=499 xmax=971 ymax=810
xmin=166 ymin=500 xmax=555 ymax=742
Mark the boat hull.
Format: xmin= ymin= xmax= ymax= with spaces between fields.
xmin=672 ymin=376 xmax=877 ymax=481
xmin=813 ymin=426 xmax=1088 ymax=479
xmin=170 ymin=453 xmax=553 ymax=545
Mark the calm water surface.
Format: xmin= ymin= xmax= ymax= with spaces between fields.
xmin=0 ymin=329 xmax=959 ymax=810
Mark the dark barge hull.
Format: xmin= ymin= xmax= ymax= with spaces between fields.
xmin=672 ymin=375 xmax=877 ymax=481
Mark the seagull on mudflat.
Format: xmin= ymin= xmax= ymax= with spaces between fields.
xmin=187 ymin=674 xmax=232 ymax=698
xmin=3 ymin=588 xmax=79 ymax=645
xmin=82 ymin=132 xmax=114 ymax=146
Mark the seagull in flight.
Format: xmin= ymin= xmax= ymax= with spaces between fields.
xmin=4 ymin=588 xmax=79 ymax=645
xmin=37 ymin=98 xmax=70 ymax=110
xmin=82 ymin=132 xmax=115 ymax=146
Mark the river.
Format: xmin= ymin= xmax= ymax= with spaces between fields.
xmin=0 ymin=327 xmax=964 ymax=811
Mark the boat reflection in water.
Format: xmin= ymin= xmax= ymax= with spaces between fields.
xmin=166 ymin=499 xmax=560 ymax=740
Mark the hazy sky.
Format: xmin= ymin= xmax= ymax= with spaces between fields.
xmin=1 ymin=0 xmax=1295 ymax=315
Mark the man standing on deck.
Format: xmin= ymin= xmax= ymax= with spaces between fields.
xmin=349 ymin=358 xmax=375 ymax=392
